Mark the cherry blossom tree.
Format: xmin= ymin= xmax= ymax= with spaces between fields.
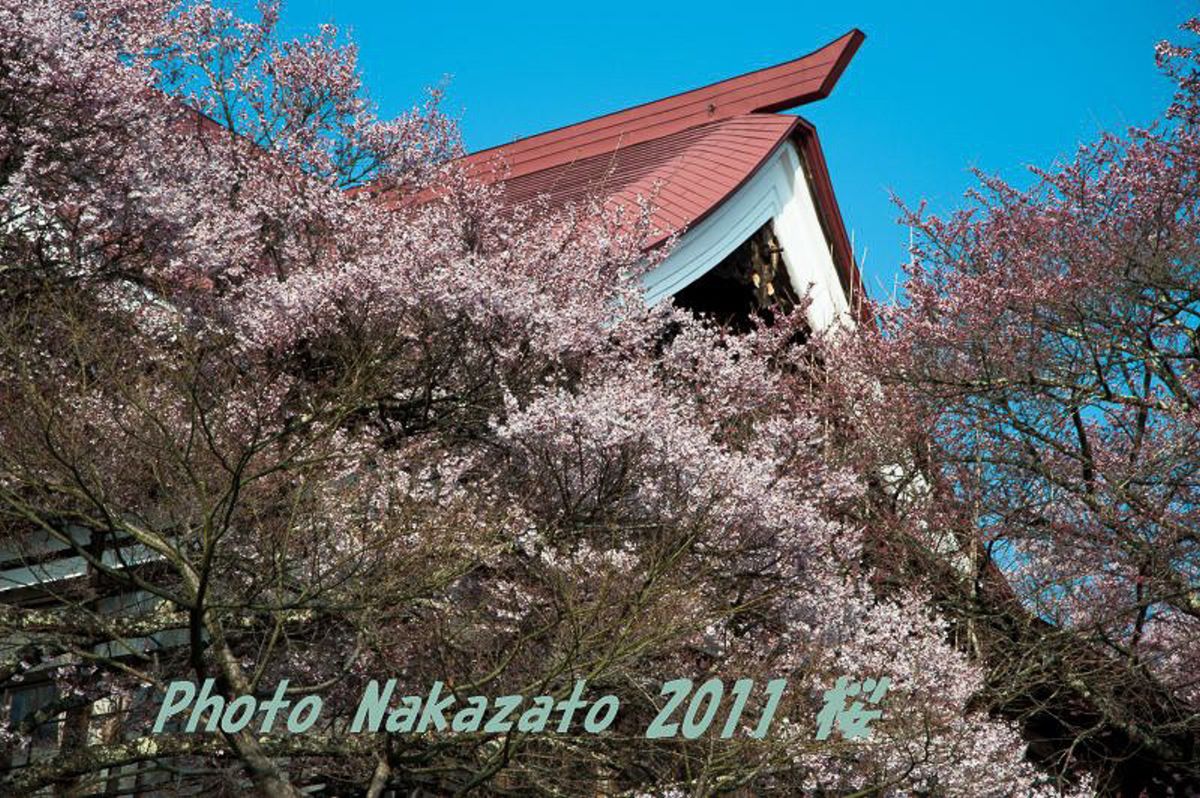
xmin=825 ymin=18 xmax=1200 ymax=795
xmin=0 ymin=1 xmax=1098 ymax=795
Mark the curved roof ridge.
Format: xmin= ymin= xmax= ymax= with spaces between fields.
xmin=459 ymin=29 xmax=865 ymax=183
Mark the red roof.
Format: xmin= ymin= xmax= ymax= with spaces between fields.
xmin=458 ymin=29 xmax=863 ymax=182
xmin=375 ymin=29 xmax=867 ymax=314
xmin=497 ymin=113 xmax=801 ymax=245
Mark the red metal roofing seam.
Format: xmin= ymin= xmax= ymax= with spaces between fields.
xmin=685 ymin=148 xmax=764 ymax=172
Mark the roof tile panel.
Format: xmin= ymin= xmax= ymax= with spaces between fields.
xmin=497 ymin=114 xmax=798 ymax=242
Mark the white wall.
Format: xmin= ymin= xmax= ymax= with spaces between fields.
xmin=641 ymin=139 xmax=852 ymax=331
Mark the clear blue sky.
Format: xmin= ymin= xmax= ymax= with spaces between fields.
xmin=277 ymin=0 xmax=1190 ymax=300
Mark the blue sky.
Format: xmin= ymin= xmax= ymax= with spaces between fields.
xmin=278 ymin=0 xmax=1191 ymax=299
